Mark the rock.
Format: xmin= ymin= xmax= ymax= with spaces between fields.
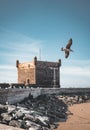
xmin=7 ymin=105 xmax=16 ymax=114
xmin=23 ymin=114 xmax=35 ymax=121
xmin=1 ymin=113 xmax=12 ymax=122
xmin=29 ymin=127 xmax=41 ymax=130
xmin=78 ymin=97 xmax=83 ymax=103
xmin=50 ymin=123 xmax=58 ymax=129
xmin=26 ymin=120 xmax=42 ymax=130
xmin=14 ymin=111 xmax=24 ymax=119
xmin=1 ymin=94 xmax=90 ymax=130
xmin=35 ymin=115 xmax=50 ymax=127
xmin=0 ymin=104 xmax=8 ymax=113
xmin=29 ymin=128 xmax=36 ymax=130
xmin=9 ymin=120 xmax=22 ymax=128
xmin=25 ymin=120 xmax=32 ymax=128
xmin=42 ymin=127 xmax=50 ymax=130
xmin=16 ymin=106 xmax=30 ymax=114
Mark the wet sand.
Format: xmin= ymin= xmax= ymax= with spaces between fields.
xmin=56 ymin=103 xmax=90 ymax=130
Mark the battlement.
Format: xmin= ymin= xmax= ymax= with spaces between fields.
xmin=16 ymin=57 xmax=61 ymax=88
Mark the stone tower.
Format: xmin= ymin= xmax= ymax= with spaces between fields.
xmin=16 ymin=57 xmax=61 ymax=88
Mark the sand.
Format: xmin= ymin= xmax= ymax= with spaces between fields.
xmin=56 ymin=103 xmax=90 ymax=130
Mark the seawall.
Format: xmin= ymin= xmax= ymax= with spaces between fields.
xmin=0 ymin=87 xmax=90 ymax=104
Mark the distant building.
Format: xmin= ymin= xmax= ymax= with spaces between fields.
xmin=16 ymin=57 xmax=61 ymax=88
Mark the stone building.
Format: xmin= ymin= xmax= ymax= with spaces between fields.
xmin=16 ymin=57 xmax=61 ymax=88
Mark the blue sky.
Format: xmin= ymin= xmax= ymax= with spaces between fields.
xmin=0 ymin=0 xmax=90 ymax=87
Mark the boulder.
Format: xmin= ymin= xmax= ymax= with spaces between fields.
xmin=9 ymin=120 xmax=22 ymax=128
xmin=1 ymin=113 xmax=12 ymax=122
xmin=0 ymin=104 xmax=8 ymax=113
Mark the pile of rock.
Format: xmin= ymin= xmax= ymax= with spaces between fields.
xmin=0 ymin=95 xmax=68 ymax=130
xmin=0 ymin=94 xmax=90 ymax=130
xmin=58 ymin=94 xmax=90 ymax=106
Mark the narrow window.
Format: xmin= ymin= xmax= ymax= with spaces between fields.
xmin=27 ymin=79 xmax=30 ymax=84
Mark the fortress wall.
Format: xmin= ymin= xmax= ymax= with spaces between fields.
xmin=29 ymin=87 xmax=90 ymax=98
xmin=16 ymin=57 xmax=61 ymax=87
xmin=0 ymin=89 xmax=8 ymax=104
xmin=0 ymin=88 xmax=31 ymax=104
xmin=36 ymin=61 xmax=60 ymax=86
xmin=0 ymin=87 xmax=90 ymax=104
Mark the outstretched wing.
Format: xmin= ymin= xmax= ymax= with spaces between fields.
xmin=65 ymin=51 xmax=69 ymax=58
xmin=66 ymin=38 xmax=72 ymax=49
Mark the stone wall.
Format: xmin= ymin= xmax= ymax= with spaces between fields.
xmin=0 ymin=88 xmax=31 ymax=104
xmin=36 ymin=61 xmax=60 ymax=87
xmin=16 ymin=57 xmax=61 ymax=87
xmin=31 ymin=88 xmax=90 ymax=98
xmin=17 ymin=61 xmax=36 ymax=85
xmin=1 ymin=87 xmax=90 ymax=104
xmin=0 ymin=89 xmax=8 ymax=103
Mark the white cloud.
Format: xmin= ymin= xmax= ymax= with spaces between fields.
xmin=60 ymin=60 xmax=90 ymax=87
xmin=0 ymin=65 xmax=17 ymax=83
xmin=0 ymin=65 xmax=15 ymax=70
xmin=61 ymin=66 xmax=90 ymax=77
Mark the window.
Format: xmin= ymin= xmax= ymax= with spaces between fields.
xmin=27 ymin=79 xmax=30 ymax=84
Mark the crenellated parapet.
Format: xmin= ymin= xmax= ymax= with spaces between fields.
xmin=16 ymin=57 xmax=61 ymax=88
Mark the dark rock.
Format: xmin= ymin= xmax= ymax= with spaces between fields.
xmin=0 ymin=104 xmax=8 ymax=113
xmin=23 ymin=114 xmax=35 ymax=121
xmin=42 ymin=127 xmax=50 ymax=130
xmin=1 ymin=94 xmax=90 ymax=130
xmin=35 ymin=116 xmax=50 ymax=127
xmin=50 ymin=123 xmax=58 ymax=129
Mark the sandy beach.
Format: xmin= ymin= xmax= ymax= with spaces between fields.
xmin=56 ymin=102 xmax=90 ymax=130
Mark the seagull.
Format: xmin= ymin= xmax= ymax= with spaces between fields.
xmin=61 ymin=38 xmax=73 ymax=58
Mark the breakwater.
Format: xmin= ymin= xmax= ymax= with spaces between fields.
xmin=0 ymin=94 xmax=90 ymax=130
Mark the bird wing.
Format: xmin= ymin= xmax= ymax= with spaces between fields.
xmin=65 ymin=51 xmax=69 ymax=58
xmin=66 ymin=38 xmax=72 ymax=49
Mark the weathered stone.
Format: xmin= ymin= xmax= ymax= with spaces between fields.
xmin=26 ymin=120 xmax=42 ymax=130
xmin=23 ymin=114 xmax=35 ymax=121
xmin=16 ymin=106 xmax=30 ymax=114
xmin=17 ymin=57 xmax=60 ymax=87
xmin=29 ymin=128 xmax=36 ymax=130
xmin=7 ymin=105 xmax=16 ymax=114
xmin=0 ymin=104 xmax=8 ymax=113
xmin=35 ymin=116 xmax=50 ymax=127
xmin=14 ymin=111 xmax=24 ymax=119
xmin=0 ymin=94 xmax=90 ymax=130
xmin=29 ymin=127 xmax=41 ymax=130
xmin=9 ymin=120 xmax=22 ymax=128
xmin=1 ymin=113 xmax=12 ymax=122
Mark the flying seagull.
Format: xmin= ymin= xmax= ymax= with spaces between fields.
xmin=61 ymin=38 xmax=73 ymax=58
